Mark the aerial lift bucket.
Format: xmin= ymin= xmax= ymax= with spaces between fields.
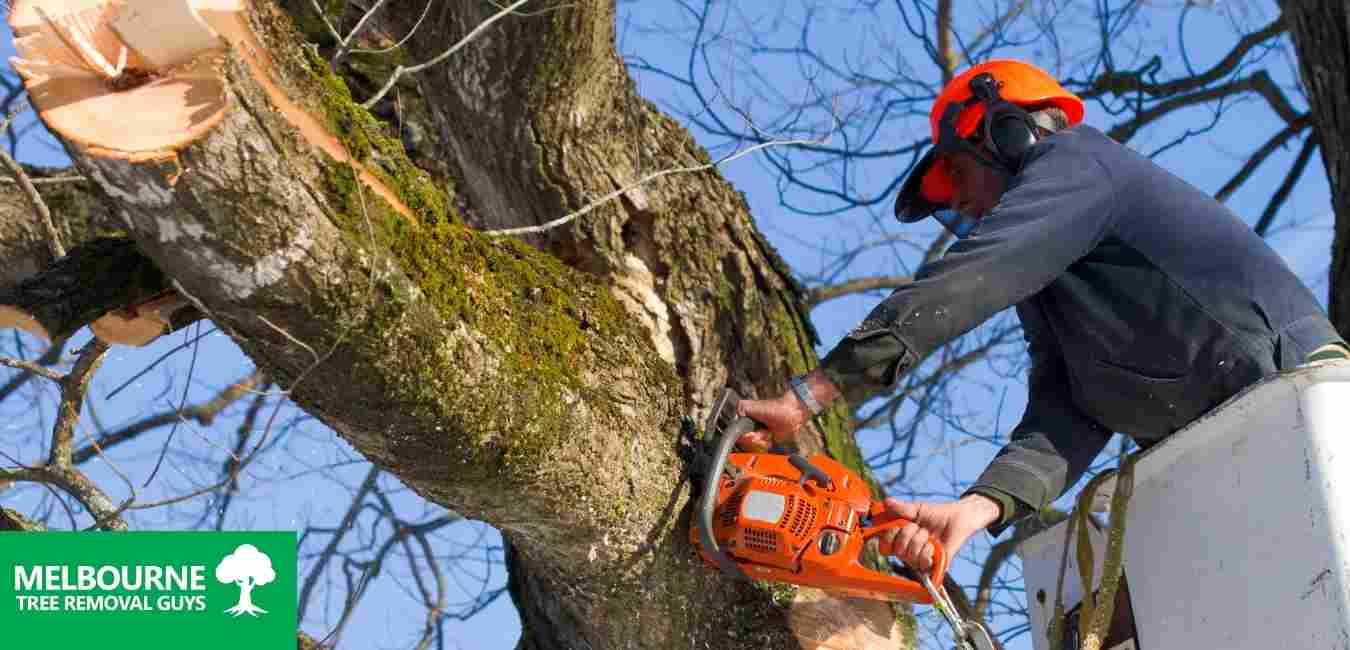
xmin=1020 ymin=361 xmax=1350 ymax=650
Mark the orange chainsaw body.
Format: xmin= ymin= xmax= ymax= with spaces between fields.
xmin=689 ymin=450 xmax=945 ymax=603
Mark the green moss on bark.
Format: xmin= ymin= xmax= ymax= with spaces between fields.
xmin=303 ymin=47 xmax=451 ymax=224
xmin=297 ymin=50 xmax=681 ymax=511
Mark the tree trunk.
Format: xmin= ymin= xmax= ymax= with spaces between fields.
xmin=1281 ymin=2 xmax=1350 ymax=333
xmin=4 ymin=0 xmax=908 ymax=646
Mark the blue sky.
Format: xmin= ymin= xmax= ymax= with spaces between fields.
xmin=0 ymin=1 xmax=1334 ymax=648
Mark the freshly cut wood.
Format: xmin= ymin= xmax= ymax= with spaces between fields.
xmin=88 ymin=290 xmax=188 ymax=346
xmin=788 ymin=588 xmax=906 ymax=649
xmin=109 ymin=0 xmax=221 ymax=69
xmin=8 ymin=0 xmax=240 ymax=161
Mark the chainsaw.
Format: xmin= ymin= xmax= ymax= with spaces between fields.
xmin=688 ymin=387 xmax=999 ymax=650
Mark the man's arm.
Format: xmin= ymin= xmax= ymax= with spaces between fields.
xmin=817 ymin=134 xmax=1118 ymax=404
xmin=964 ymin=301 xmax=1114 ymax=534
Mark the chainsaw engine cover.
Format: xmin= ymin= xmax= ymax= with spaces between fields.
xmin=690 ymin=451 xmax=932 ymax=603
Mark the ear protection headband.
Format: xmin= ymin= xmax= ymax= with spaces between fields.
xmin=938 ymin=72 xmax=1044 ymax=174
xmin=895 ymin=71 xmax=1053 ymax=226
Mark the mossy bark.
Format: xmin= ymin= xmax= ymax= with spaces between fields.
xmin=16 ymin=0 xmax=909 ymax=646
xmin=0 ymin=168 xmax=125 ymax=288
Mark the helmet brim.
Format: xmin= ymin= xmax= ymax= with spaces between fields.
xmin=895 ymin=148 xmax=952 ymax=223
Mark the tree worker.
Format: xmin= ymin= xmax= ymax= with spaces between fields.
xmin=734 ymin=59 xmax=1350 ymax=573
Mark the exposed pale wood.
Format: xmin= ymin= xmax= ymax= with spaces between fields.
xmin=9 ymin=0 xmax=234 ymax=160
xmin=788 ymin=588 xmax=906 ymax=649
xmin=110 ymin=0 xmax=225 ymax=69
xmin=88 ymin=291 xmax=189 ymax=346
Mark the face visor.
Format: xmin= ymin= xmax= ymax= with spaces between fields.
xmin=894 ymin=74 xmax=1036 ymax=239
xmin=893 ymin=103 xmax=985 ymax=238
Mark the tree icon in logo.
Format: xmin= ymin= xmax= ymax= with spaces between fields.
xmin=215 ymin=544 xmax=276 ymax=617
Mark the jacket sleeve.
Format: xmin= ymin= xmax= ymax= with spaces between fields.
xmin=820 ymin=134 xmax=1118 ymax=397
xmin=964 ymin=301 xmax=1114 ymax=535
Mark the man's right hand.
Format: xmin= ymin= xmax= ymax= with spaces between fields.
xmin=877 ymin=494 xmax=1003 ymax=573
xmin=734 ymin=393 xmax=809 ymax=452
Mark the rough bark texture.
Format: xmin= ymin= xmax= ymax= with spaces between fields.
xmin=0 ymin=169 xmax=124 ymax=287
xmin=0 ymin=236 xmax=173 ymax=339
xmin=1281 ymin=2 xmax=1350 ymax=333
xmin=5 ymin=0 xmax=907 ymax=646
xmin=0 ymin=507 xmax=45 ymax=531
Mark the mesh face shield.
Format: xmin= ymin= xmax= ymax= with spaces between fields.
xmin=894 ymin=101 xmax=989 ymax=238
xmin=895 ymin=74 xmax=1038 ymax=239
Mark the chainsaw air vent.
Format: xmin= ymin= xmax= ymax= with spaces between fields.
xmin=743 ymin=526 xmax=779 ymax=553
xmin=786 ymin=498 xmax=817 ymax=539
xmin=719 ymin=492 xmax=744 ymax=527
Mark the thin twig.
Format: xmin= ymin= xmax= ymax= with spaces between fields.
xmin=105 ymin=326 xmax=220 ymax=399
xmin=142 ymin=323 xmax=204 ymax=486
xmin=213 ymin=380 xmax=270 ymax=531
xmin=0 ymin=101 xmax=64 ymax=259
xmin=298 ymin=466 xmax=382 ymax=621
xmin=332 ymin=0 xmax=390 ymax=65
xmin=351 ymin=0 xmax=436 ymax=55
xmin=73 ymin=370 xmax=267 ymax=465
xmin=484 ymin=134 xmax=833 ymax=237
xmin=307 ymin=0 xmax=343 ymax=45
xmin=0 ymin=175 xmax=86 ymax=185
xmin=0 ymin=353 xmax=63 ymax=382
xmin=362 ymin=0 xmax=532 ymax=109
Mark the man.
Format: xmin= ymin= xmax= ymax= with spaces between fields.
xmin=735 ymin=59 xmax=1348 ymax=572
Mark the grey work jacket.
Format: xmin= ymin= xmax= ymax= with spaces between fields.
xmin=820 ymin=125 xmax=1344 ymax=532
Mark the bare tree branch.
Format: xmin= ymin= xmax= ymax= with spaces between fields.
xmin=1216 ymin=115 xmax=1311 ymax=202
xmin=1254 ymin=133 xmax=1318 ymax=236
xmin=807 ymin=275 xmax=912 ymax=307
xmin=72 ymin=370 xmax=268 ymax=465
xmin=0 ymin=102 xmax=63 ymax=260
xmin=49 ymin=339 xmax=109 ymax=468
xmin=0 ymin=353 xmax=63 ymax=382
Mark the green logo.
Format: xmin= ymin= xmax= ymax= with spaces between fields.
xmin=0 ymin=532 xmax=296 ymax=648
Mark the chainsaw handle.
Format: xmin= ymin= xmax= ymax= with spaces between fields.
xmin=789 ymin=453 xmax=833 ymax=489
xmin=859 ymin=511 xmax=948 ymax=590
xmin=695 ymin=388 xmax=758 ymax=581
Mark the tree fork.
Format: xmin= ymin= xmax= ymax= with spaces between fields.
xmin=4 ymin=0 xmax=909 ymax=645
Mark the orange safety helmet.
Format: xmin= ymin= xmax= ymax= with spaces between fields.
xmin=895 ymin=59 xmax=1085 ymax=223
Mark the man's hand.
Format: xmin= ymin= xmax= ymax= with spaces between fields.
xmin=734 ymin=369 xmax=842 ymax=451
xmin=877 ymin=494 xmax=1003 ymax=573
xmin=734 ymin=393 xmax=810 ymax=451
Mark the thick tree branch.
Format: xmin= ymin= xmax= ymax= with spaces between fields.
xmin=1079 ymin=18 xmax=1285 ymax=101
xmin=49 ymin=339 xmax=108 ymax=468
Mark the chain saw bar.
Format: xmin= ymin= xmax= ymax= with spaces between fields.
xmin=696 ymin=387 xmax=755 ymax=581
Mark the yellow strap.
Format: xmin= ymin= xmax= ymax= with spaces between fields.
xmin=1082 ymin=454 xmax=1136 ymax=650
xmin=1046 ymin=454 xmax=1138 ymax=650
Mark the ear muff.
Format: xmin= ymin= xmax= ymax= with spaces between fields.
xmin=967 ymin=73 xmax=1041 ymax=173
xmin=988 ymin=112 xmax=1038 ymax=169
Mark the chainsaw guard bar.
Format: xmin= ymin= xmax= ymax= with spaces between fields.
xmin=697 ymin=388 xmax=755 ymax=581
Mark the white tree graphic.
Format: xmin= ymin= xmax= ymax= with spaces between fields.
xmin=215 ymin=544 xmax=276 ymax=617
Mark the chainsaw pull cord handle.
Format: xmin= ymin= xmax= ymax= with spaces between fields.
xmin=696 ymin=388 xmax=756 ymax=581
xmin=859 ymin=502 xmax=949 ymax=600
